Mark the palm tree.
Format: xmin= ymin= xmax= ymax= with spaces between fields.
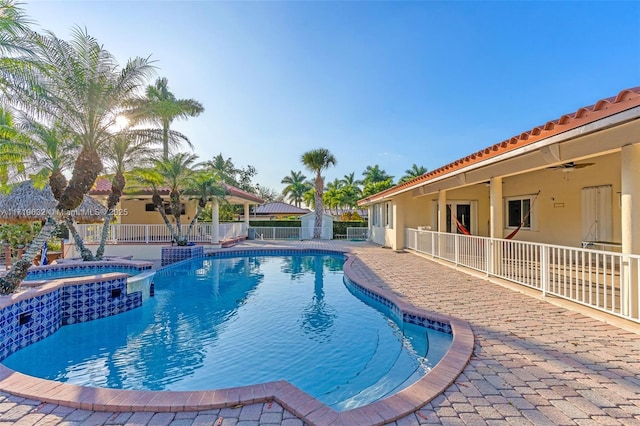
xmin=185 ymin=169 xmax=226 ymax=239
xmin=303 ymin=187 xmax=315 ymax=209
xmin=301 ymin=148 xmax=336 ymax=238
xmin=399 ymin=164 xmax=428 ymax=184
xmin=362 ymin=164 xmax=394 ymax=185
xmin=324 ymin=178 xmax=344 ymax=215
xmin=206 ymin=153 xmax=238 ymax=185
xmin=339 ymin=172 xmax=362 ymax=209
xmin=130 ymin=153 xmax=198 ymax=246
xmin=126 ymin=77 xmax=204 ymax=159
xmin=0 ymin=27 xmax=154 ymax=294
xmin=93 ymin=130 xmax=159 ymax=260
xmin=281 ymin=170 xmax=310 ymax=207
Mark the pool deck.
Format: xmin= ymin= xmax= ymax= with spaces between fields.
xmin=1 ymin=240 xmax=639 ymax=425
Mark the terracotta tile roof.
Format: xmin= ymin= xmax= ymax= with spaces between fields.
xmin=90 ymin=178 xmax=264 ymax=204
xmin=253 ymin=202 xmax=310 ymax=215
xmin=359 ymin=87 xmax=640 ymax=204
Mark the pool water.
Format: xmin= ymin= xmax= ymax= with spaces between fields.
xmin=4 ymin=254 xmax=452 ymax=411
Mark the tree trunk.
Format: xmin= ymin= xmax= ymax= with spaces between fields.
xmin=314 ymin=173 xmax=323 ymax=239
xmin=153 ymin=192 xmax=181 ymax=245
xmin=0 ymin=217 xmax=57 ymax=295
xmin=57 ymin=147 xmax=103 ymax=211
xmin=185 ymin=199 xmax=205 ymax=242
xmin=95 ymin=172 xmax=125 ymax=260
xmin=66 ymin=217 xmax=95 ymax=261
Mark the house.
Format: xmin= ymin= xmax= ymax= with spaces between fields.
xmin=358 ymin=87 xmax=640 ymax=321
xmin=78 ymin=178 xmax=263 ymax=254
xmin=247 ymin=202 xmax=310 ymax=220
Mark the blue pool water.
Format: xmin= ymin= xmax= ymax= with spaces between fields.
xmin=4 ymin=254 xmax=452 ymax=411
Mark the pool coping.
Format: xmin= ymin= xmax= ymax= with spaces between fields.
xmin=0 ymin=249 xmax=474 ymax=426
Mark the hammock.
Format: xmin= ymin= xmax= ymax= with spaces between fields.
xmin=447 ymin=190 xmax=541 ymax=240
xmin=504 ymin=190 xmax=541 ymax=240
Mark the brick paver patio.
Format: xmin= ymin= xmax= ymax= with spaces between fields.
xmin=1 ymin=241 xmax=639 ymax=425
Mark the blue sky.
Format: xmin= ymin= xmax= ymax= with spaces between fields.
xmin=23 ymin=1 xmax=640 ymax=193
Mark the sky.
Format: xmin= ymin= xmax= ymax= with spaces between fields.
xmin=22 ymin=0 xmax=640 ymax=194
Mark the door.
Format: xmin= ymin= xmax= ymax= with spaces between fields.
xmin=581 ymin=185 xmax=612 ymax=242
xmin=444 ymin=203 xmax=473 ymax=234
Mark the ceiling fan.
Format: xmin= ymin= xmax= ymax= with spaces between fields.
xmin=548 ymin=162 xmax=595 ymax=172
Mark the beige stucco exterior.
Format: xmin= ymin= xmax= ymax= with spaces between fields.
xmin=363 ymin=102 xmax=640 ymax=255
xmin=115 ymin=198 xmax=199 ymax=225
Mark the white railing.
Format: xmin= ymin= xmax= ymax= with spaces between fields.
xmin=405 ymin=228 xmax=640 ymax=323
xmin=74 ymin=223 xmax=247 ymax=244
xmin=219 ymin=222 xmax=247 ymax=240
xmin=251 ymin=227 xmax=301 ymax=240
xmin=346 ymin=227 xmax=369 ymax=240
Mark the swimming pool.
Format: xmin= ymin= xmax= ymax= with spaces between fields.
xmin=3 ymin=253 xmax=452 ymax=411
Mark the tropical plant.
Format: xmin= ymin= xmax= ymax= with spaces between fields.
xmin=92 ymin=130 xmax=161 ymax=260
xmin=126 ymin=77 xmax=203 ymax=159
xmin=185 ymin=168 xmax=226 ymax=238
xmin=399 ymin=163 xmax=427 ymax=183
xmin=362 ymin=164 xmax=394 ymax=186
xmin=281 ymin=170 xmax=310 ymax=207
xmin=129 ymin=153 xmax=199 ymax=246
xmin=303 ymin=187 xmax=315 ymax=209
xmin=301 ymin=148 xmax=336 ymax=238
xmin=323 ymin=178 xmax=344 ymax=215
xmin=339 ymin=172 xmax=362 ymax=209
xmin=362 ymin=178 xmax=394 ymax=198
xmin=0 ymin=26 xmax=155 ymax=294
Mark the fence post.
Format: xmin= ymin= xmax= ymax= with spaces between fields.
xmin=541 ymin=245 xmax=549 ymax=297
xmin=486 ymin=238 xmax=493 ymax=277
xmin=145 ymin=225 xmax=149 ymax=244
xmin=454 ymin=234 xmax=459 ymax=266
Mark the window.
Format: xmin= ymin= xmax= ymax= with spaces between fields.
xmin=384 ymin=202 xmax=393 ymax=229
xmin=371 ymin=204 xmax=383 ymax=227
xmin=506 ymin=197 xmax=532 ymax=229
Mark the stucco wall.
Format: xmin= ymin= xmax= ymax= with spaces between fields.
xmin=118 ymin=199 xmax=199 ymax=225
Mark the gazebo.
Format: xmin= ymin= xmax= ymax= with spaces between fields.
xmin=0 ymin=181 xmax=107 ymax=224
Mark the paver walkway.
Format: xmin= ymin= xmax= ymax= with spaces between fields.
xmin=1 ymin=241 xmax=639 ymax=425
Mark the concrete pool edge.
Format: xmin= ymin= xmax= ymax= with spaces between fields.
xmin=0 ymin=249 xmax=474 ymax=426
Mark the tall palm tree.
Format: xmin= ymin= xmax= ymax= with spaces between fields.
xmin=301 ymin=148 xmax=336 ymax=238
xmin=126 ymin=77 xmax=203 ymax=159
xmin=281 ymin=170 xmax=309 ymax=207
xmin=93 ymin=130 xmax=159 ymax=260
xmin=399 ymin=163 xmax=428 ymax=184
xmin=324 ymin=178 xmax=344 ymax=215
xmin=362 ymin=164 xmax=394 ymax=185
xmin=185 ymin=169 xmax=226 ymax=239
xmin=206 ymin=153 xmax=238 ymax=185
xmin=339 ymin=172 xmax=362 ymax=209
xmin=0 ymin=27 xmax=154 ymax=294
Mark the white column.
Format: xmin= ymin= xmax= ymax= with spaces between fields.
xmin=244 ymin=203 xmax=250 ymax=235
xmin=211 ymin=199 xmax=220 ymax=244
xmin=621 ymin=143 xmax=640 ymax=317
xmin=490 ymin=177 xmax=503 ymax=239
xmin=438 ymin=190 xmax=447 ymax=232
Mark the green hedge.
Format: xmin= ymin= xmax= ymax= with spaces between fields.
xmin=248 ymin=220 xmax=301 ymax=228
xmin=247 ymin=220 xmax=368 ymax=237
xmin=333 ymin=221 xmax=368 ymax=236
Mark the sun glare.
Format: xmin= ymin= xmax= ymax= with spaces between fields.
xmin=114 ymin=115 xmax=130 ymax=131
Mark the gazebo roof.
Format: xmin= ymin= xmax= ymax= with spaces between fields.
xmin=0 ymin=181 xmax=106 ymax=223
xmin=91 ymin=177 xmax=264 ymax=205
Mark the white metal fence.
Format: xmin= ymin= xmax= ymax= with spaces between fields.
xmin=346 ymin=227 xmax=369 ymax=240
xmin=75 ymin=223 xmax=246 ymax=244
xmin=251 ymin=227 xmax=301 ymax=240
xmin=405 ymin=228 xmax=640 ymax=323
